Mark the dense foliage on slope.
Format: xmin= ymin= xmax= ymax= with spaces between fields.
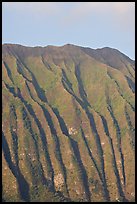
xmin=2 ymin=44 xmax=135 ymax=202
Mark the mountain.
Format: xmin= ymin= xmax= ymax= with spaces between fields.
xmin=2 ymin=44 xmax=135 ymax=202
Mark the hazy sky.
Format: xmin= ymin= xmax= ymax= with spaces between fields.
xmin=2 ymin=2 xmax=135 ymax=59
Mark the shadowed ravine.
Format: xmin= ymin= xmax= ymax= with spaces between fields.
xmin=2 ymin=132 xmax=30 ymax=201
xmin=100 ymin=115 xmax=126 ymax=201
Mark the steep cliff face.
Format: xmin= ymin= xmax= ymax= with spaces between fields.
xmin=2 ymin=44 xmax=135 ymax=202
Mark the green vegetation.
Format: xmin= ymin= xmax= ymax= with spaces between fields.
xmin=2 ymin=44 xmax=135 ymax=202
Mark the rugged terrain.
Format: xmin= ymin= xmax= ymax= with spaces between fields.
xmin=2 ymin=44 xmax=135 ymax=202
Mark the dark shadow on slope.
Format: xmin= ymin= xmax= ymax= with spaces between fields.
xmin=100 ymin=115 xmax=127 ymax=200
xmin=25 ymin=81 xmax=36 ymax=101
xmin=4 ymin=83 xmax=16 ymax=97
xmin=17 ymin=89 xmax=53 ymax=188
xmin=124 ymin=106 xmax=135 ymax=133
xmin=9 ymin=104 xmax=19 ymax=167
xmin=120 ymin=58 xmax=134 ymax=79
xmin=49 ymin=107 xmax=91 ymax=201
xmin=62 ymin=66 xmax=90 ymax=108
xmin=53 ymin=191 xmax=72 ymax=202
xmin=61 ymin=74 xmax=86 ymax=110
xmin=2 ymin=132 xmax=30 ymax=201
xmin=41 ymin=55 xmax=53 ymax=71
xmin=62 ymin=69 xmax=73 ymax=92
xmin=107 ymin=71 xmax=135 ymax=112
xmin=3 ymin=61 xmax=14 ymax=84
xmin=40 ymin=105 xmax=69 ymax=196
xmin=125 ymin=76 xmax=135 ymax=94
xmin=107 ymin=102 xmax=126 ymax=187
xmin=51 ymin=108 xmax=69 ymax=136
xmin=16 ymin=60 xmax=32 ymax=82
xmin=75 ymin=64 xmax=90 ymax=107
xmin=21 ymin=106 xmax=47 ymax=187
xmin=23 ymin=104 xmax=54 ymax=190
xmin=3 ymin=85 xmax=49 ymax=189
xmin=11 ymin=127 xmax=19 ymax=166
xmin=14 ymin=54 xmax=47 ymax=103
xmin=86 ymin=110 xmax=110 ymax=201
xmin=69 ymin=137 xmax=91 ymax=202
xmin=80 ymin=127 xmax=103 ymax=182
xmin=74 ymin=64 xmax=110 ymax=201
xmin=25 ymin=79 xmax=70 ymax=196
xmin=61 ymin=67 xmax=110 ymax=201
xmin=31 ymin=73 xmax=47 ymax=103
xmin=124 ymin=105 xmax=135 ymax=151
xmin=80 ymin=126 xmax=113 ymax=200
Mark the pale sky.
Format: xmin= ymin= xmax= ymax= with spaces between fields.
xmin=2 ymin=2 xmax=135 ymax=59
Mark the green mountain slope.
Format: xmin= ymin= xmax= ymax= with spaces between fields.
xmin=2 ymin=44 xmax=135 ymax=202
